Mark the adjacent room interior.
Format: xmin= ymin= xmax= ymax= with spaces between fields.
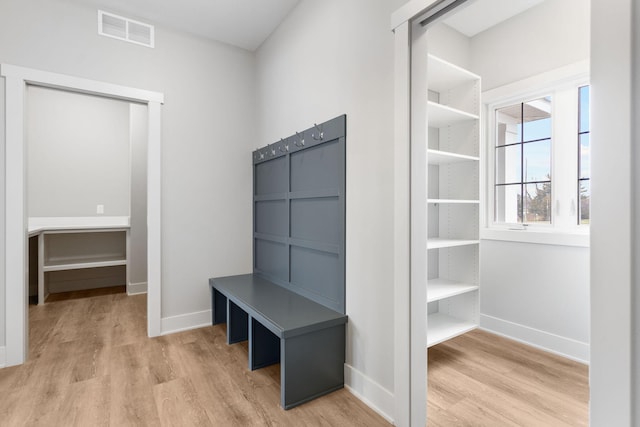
xmin=26 ymin=86 xmax=148 ymax=305
xmin=415 ymin=1 xmax=590 ymax=424
xmin=0 ymin=0 xmax=636 ymax=425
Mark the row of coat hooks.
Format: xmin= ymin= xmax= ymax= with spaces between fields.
xmin=254 ymin=123 xmax=325 ymax=161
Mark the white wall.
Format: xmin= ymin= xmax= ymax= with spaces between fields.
xmin=428 ymin=23 xmax=471 ymax=69
xmin=129 ymin=103 xmax=148 ymax=290
xmin=256 ymin=0 xmax=407 ymax=419
xmin=466 ymin=0 xmax=591 ymax=362
xmin=470 ymin=0 xmax=590 ymax=91
xmin=0 ymin=0 xmax=255 ymax=341
xmin=27 ymin=86 xmax=130 ymax=217
xmin=480 ymin=241 xmax=590 ymax=361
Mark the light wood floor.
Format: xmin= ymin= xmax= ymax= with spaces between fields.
xmin=428 ymin=329 xmax=589 ymax=426
xmin=0 ymin=290 xmax=390 ymax=426
xmin=0 ymin=290 xmax=589 ymax=426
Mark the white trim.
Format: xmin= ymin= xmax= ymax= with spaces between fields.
xmin=481 ymin=229 xmax=589 ymax=247
xmin=4 ymin=71 xmax=28 ymax=366
xmin=127 ymin=281 xmax=148 ymax=295
xmin=483 ymin=63 xmax=590 ymax=236
xmin=0 ymin=346 xmax=6 ymax=368
xmin=1 ymin=64 xmax=164 ymax=366
xmin=160 ymin=310 xmax=211 ymax=336
xmin=344 ymin=364 xmax=395 ymax=424
xmin=1 ymin=64 xmax=163 ymax=103
xmin=408 ymin=20 xmax=428 ymax=427
xmin=146 ymin=101 xmax=162 ymax=337
xmin=480 ymin=314 xmax=589 ymax=364
xmin=392 ymin=20 xmax=412 ymax=427
xmin=590 ymin=0 xmax=634 ymax=423
xmin=391 ymin=0 xmax=440 ymax=30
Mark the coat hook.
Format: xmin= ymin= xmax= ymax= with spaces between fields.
xmin=312 ymin=123 xmax=324 ymax=141
xmin=294 ymin=131 xmax=305 ymax=147
xmin=278 ymin=138 xmax=289 ymax=153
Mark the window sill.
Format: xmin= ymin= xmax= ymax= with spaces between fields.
xmin=481 ymin=227 xmax=589 ymax=247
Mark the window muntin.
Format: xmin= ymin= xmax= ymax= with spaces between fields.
xmin=578 ymin=85 xmax=590 ymax=225
xmin=494 ymin=97 xmax=552 ymax=224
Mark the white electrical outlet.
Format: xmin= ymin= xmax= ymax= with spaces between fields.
xmin=97 ymin=204 xmax=104 ymax=214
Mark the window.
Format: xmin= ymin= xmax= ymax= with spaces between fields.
xmin=495 ymin=98 xmax=552 ymax=224
xmin=578 ymin=86 xmax=590 ymax=224
xmin=486 ymin=72 xmax=590 ymax=239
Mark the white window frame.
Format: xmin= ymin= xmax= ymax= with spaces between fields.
xmin=481 ymin=61 xmax=590 ymax=247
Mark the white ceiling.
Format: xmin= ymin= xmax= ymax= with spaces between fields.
xmin=443 ymin=0 xmax=544 ymax=37
xmin=70 ymin=0 xmax=300 ymax=51
xmin=67 ymin=0 xmax=540 ymax=51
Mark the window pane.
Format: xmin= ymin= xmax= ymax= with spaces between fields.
xmin=524 ymin=182 xmax=551 ymax=224
xmin=495 ymin=184 xmax=522 ymax=223
xmin=579 ymin=180 xmax=590 ymax=224
xmin=495 ymin=145 xmax=521 ymax=184
xmin=579 ymin=133 xmax=590 ymax=179
xmin=579 ymin=86 xmax=590 ymax=133
xmin=523 ymin=139 xmax=551 ymax=182
xmin=496 ymin=105 xmax=522 ymax=146
xmin=522 ymin=97 xmax=552 ymax=142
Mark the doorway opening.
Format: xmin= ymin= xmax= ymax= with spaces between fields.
xmin=396 ymin=0 xmax=591 ymax=424
xmin=25 ymin=86 xmax=150 ymax=356
xmin=1 ymin=64 xmax=164 ymax=366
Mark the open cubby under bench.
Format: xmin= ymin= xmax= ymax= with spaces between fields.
xmin=210 ymin=273 xmax=347 ymax=409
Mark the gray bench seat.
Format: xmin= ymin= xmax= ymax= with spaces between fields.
xmin=209 ymin=273 xmax=348 ymax=409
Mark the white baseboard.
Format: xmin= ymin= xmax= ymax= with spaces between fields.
xmin=344 ymin=364 xmax=394 ymax=424
xmin=0 ymin=346 xmax=6 ymax=368
xmin=480 ymin=314 xmax=589 ymax=364
xmin=160 ymin=309 xmax=212 ymax=336
xmin=127 ymin=281 xmax=148 ymax=295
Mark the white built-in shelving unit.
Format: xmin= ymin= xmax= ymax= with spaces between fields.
xmin=426 ymin=54 xmax=481 ymax=347
xmin=29 ymin=217 xmax=130 ymax=305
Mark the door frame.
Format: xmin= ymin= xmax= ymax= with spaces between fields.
xmin=1 ymin=64 xmax=164 ymax=366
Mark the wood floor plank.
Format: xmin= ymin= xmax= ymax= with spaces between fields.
xmin=49 ymin=375 xmax=111 ymax=427
xmin=153 ymin=377 xmax=213 ymax=426
xmin=7 ymin=287 xmax=589 ymax=426
xmin=3 ymin=288 xmax=390 ymax=427
xmin=428 ymin=329 xmax=589 ymax=426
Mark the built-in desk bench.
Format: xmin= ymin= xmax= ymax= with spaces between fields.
xmin=209 ymin=274 xmax=348 ymax=409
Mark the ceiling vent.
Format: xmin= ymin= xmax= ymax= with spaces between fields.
xmin=98 ymin=10 xmax=154 ymax=48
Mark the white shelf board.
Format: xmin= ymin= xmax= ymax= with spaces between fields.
xmin=428 ymin=101 xmax=478 ymax=128
xmin=428 ymin=149 xmax=479 ymax=165
xmin=427 ymin=238 xmax=479 ymax=249
xmin=427 ymin=278 xmax=478 ymax=303
xmin=43 ymin=255 xmax=127 ymax=272
xmin=427 ymin=312 xmax=477 ymax=347
xmin=28 ymin=216 xmax=130 ymax=236
xmin=427 ymin=54 xmax=480 ymax=93
xmin=428 ymin=199 xmax=480 ymax=204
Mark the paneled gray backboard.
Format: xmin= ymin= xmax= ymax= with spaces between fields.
xmin=290 ymin=197 xmax=340 ymax=244
xmin=290 ymin=140 xmax=340 ymax=192
xmin=252 ymin=115 xmax=346 ymax=313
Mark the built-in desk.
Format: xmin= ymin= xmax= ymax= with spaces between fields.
xmin=29 ymin=217 xmax=130 ymax=304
